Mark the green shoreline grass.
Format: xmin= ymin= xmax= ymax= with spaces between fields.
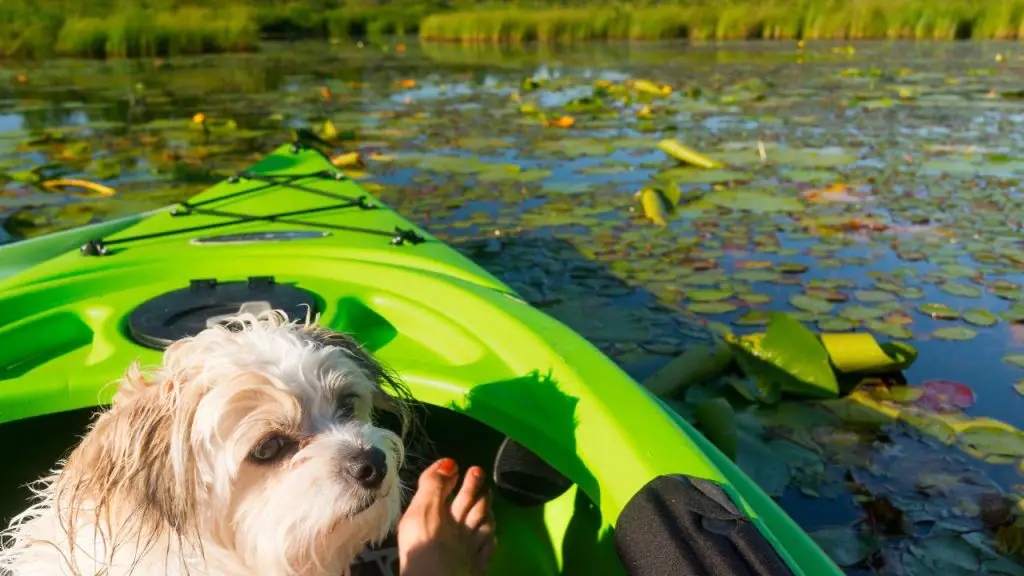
xmin=0 ymin=1 xmax=432 ymax=59
xmin=420 ymin=2 xmax=1024 ymax=44
xmin=3 ymin=0 xmax=1024 ymax=59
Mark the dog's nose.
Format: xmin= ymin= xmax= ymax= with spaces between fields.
xmin=345 ymin=447 xmax=387 ymax=489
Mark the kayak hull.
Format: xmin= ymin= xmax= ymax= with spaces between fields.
xmin=0 ymin=143 xmax=841 ymax=575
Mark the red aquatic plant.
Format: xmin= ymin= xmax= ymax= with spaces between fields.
xmin=914 ymin=379 xmax=975 ymax=414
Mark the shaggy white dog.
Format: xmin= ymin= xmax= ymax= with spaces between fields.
xmin=0 ymin=311 xmax=411 ymax=576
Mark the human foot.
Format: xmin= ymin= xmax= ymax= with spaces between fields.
xmin=397 ymin=458 xmax=496 ymax=576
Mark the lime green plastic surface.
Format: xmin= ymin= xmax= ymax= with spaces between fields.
xmin=0 ymin=144 xmax=842 ymax=575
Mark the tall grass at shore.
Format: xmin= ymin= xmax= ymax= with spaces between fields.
xmin=0 ymin=1 xmax=434 ymax=59
xmin=419 ymin=0 xmax=1024 ymax=43
xmin=0 ymin=5 xmax=259 ymax=58
xmin=56 ymin=7 xmax=258 ymax=58
xmin=1 ymin=0 xmax=1023 ymax=59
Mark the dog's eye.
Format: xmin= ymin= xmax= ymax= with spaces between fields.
xmin=336 ymin=394 xmax=361 ymax=418
xmin=250 ymin=435 xmax=291 ymax=463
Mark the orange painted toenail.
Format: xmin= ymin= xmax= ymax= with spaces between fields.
xmin=471 ymin=467 xmax=484 ymax=478
xmin=438 ymin=458 xmax=456 ymax=475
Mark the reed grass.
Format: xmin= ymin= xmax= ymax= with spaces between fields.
xmin=419 ymin=0 xmax=1024 ymax=43
xmin=56 ymin=7 xmax=258 ymax=58
xmin=2 ymin=0 xmax=1023 ymax=59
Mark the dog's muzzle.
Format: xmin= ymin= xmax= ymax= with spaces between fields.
xmin=342 ymin=446 xmax=388 ymax=490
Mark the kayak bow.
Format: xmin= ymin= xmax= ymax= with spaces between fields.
xmin=0 ymin=143 xmax=841 ymax=575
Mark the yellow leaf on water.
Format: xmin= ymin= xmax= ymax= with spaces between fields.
xmin=632 ymin=79 xmax=672 ymax=97
xmin=330 ymin=151 xmax=364 ymax=168
xmin=819 ymin=333 xmax=911 ymax=374
xmin=41 ymin=179 xmax=116 ymax=198
xmin=657 ymin=139 xmax=724 ymax=169
xmin=637 ymin=188 xmax=670 ymax=226
xmin=321 ymin=119 xmax=339 ymax=140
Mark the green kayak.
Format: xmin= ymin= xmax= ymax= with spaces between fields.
xmin=0 ymin=143 xmax=841 ymax=575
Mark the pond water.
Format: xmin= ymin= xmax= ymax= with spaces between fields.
xmin=2 ymin=39 xmax=1024 ymax=574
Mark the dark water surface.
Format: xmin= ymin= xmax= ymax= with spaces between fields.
xmin=2 ymin=40 xmax=1024 ymax=574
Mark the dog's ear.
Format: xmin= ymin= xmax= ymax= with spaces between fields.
xmin=307 ymin=327 xmax=414 ymax=436
xmin=61 ymin=369 xmax=203 ymax=563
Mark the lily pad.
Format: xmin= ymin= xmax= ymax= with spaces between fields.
xmin=917 ymin=380 xmax=975 ymax=413
xmin=789 ymin=294 xmax=834 ymax=314
xmin=688 ymin=289 xmax=733 ymax=302
xmin=963 ymin=309 xmax=998 ymax=327
xmin=688 ymin=301 xmax=739 ymax=315
xmin=933 ymin=326 xmax=977 ymax=341
xmin=728 ymin=313 xmax=839 ymax=398
xmin=840 ymin=305 xmax=888 ymax=321
xmin=738 ymin=293 xmax=772 ymax=305
xmin=657 ymin=167 xmax=752 ymax=184
xmin=1005 ymin=354 xmax=1024 ymax=368
xmin=694 ymin=398 xmax=738 ymax=460
xmin=940 ymin=283 xmax=983 ymax=298
xmin=855 ymin=289 xmax=897 ymax=303
xmin=818 ymin=317 xmax=856 ymax=332
xmin=809 ymin=526 xmax=880 ymax=567
xmin=689 ymin=190 xmax=806 ymax=214
xmin=819 ymin=332 xmax=916 ymax=373
xmin=736 ymin=310 xmax=773 ymax=326
xmin=918 ymin=303 xmax=960 ymax=320
xmin=957 ymin=419 xmax=1024 ymax=461
xmin=866 ymin=320 xmax=914 ymax=339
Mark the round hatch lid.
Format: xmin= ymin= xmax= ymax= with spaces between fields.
xmin=128 ymin=276 xmax=319 ymax=350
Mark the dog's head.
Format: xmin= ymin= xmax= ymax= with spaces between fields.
xmin=63 ymin=311 xmax=410 ymax=574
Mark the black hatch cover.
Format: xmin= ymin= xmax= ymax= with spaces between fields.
xmin=128 ymin=276 xmax=319 ymax=350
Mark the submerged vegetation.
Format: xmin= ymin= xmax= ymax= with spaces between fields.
xmin=4 ymin=0 xmax=1024 ymax=58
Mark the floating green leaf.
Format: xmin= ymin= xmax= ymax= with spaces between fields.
xmin=855 ymin=289 xmax=897 ymax=303
xmin=957 ymin=419 xmax=1024 ymax=461
xmin=866 ymin=320 xmax=913 ymax=340
xmin=933 ymin=326 xmax=977 ymax=341
xmin=728 ymin=313 xmax=839 ymax=398
xmin=738 ymin=293 xmax=772 ymax=305
xmin=688 ymin=190 xmax=806 ymax=214
xmin=918 ymin=303 xmax=960 ymax=320
xmin=695 ymin=398 xmax=738 ymax=461
xmin=939 ymin=283 xmax=982 ymax=298
xmin=736 ymin=310 xmax=772 ymax=326
xmin=818 ymin=317 xmax=856 ymax=332
xmin=840 ymin=305 xmax=888 ymax=321
xmin=688 ymin=289 xmax=733 ymax=302
xmin=963 ymin=309 xmax=998 ymax=327
xmin=688 ymin=301 xmax=739 ymax=315
xmin=1005 ymin=354 xmax=1024 ymax=368
xmin=809 ymin=526 xmax=880 ymax=567
xmin=641 ymin=340 xmax=735 ymax=397
xmin=789 ymin=294 xmax=834 ymax=314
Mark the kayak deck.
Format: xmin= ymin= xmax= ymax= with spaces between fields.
xmin=0 ymin=143 xmax=842 ymax=575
